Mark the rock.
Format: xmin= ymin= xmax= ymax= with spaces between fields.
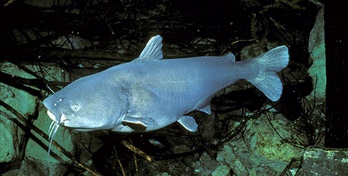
xmin=199 ymin=114 xmax=215 ymax=140
xmin=156 ymin=173 xmax=170 ymax=176
xmin=191 ymin=152 xmax=219 ymax=175
xmin=212 ymin=165 xmax=230 ymax=176
xmin=308 ymin=7 xmax=325 ymax=101
xmin=52 ymin=33 xmax=92 ymax=50
xmin=248 ymin=115 xmax=305 ymax=163
xmin=20 ymin=156 xmax=67 ymax=176
xmin=216 ymin=142 xmax=248 ymax=176
xmin=298 ymin=147 xmax=348 ymax=175
xmin=0 ymin=62 xmax=74 ymax=175
xmin=0 ymin=110 xmax=21 ymax=165
xmin=0 ymin=62 xmax=39 ymax=172
xmin=215 ymin=113 xmax=306 ymax=175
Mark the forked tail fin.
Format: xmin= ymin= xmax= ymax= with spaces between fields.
xmin=247 ymin=46 xmax=289 ymax=101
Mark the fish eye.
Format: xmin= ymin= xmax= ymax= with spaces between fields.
xmin=71 ymin=103 xmax=80 ymax=112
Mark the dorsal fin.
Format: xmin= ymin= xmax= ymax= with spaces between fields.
xmin=134 ymin=35 xmax=163 ymax=61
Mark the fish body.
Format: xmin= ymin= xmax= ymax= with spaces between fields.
xmin=43 ymin=35 xmax=289 ymax=134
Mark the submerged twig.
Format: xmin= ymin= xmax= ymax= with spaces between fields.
xmin=120 ymin=140 xmax=158 ymax=166
xmin=4 ymin=0 xmax=16 ymax=6
xmin=113 ymin=146 xmax=126 ymax=176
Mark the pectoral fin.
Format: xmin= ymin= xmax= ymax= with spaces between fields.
xmin=177 ymin=116 xmax=198 ymax=132
xmin=122 ymin=117 xmax=156 ymax=132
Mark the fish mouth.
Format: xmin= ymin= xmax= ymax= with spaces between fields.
xmin=46 ymin=110 xmax=68 ymax=124
xmin=46 ymin=110 xmax=57 ymax=122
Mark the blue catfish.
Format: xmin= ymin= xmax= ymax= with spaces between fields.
xmin=43 ymin=35 xmax=289 ymax=140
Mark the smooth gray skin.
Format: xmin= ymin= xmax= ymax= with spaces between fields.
xmin=43 ymin=35 xmax=289 ymax=133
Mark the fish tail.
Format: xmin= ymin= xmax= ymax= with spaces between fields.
xmin=247 ymin=46 xmax=289 ymax=101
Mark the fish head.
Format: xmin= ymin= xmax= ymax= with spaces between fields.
xmin=43 ymin=77 xmax=128 ymax=131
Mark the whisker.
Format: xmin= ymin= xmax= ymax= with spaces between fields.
xmin=48 ymin=121 xmax=56 ymax=141
xmin=48 ymin=121 xmax=54 ymax=136
xmin=46 ymin=84 xmax=56 ymax=94
xmin=47 ymin=122 xmax=59 ymax=156
xmin=46 ymin=83 xmax=59 ymax=99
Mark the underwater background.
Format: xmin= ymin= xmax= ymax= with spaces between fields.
xmin=1 ymin=0 xmax=347 ymax=175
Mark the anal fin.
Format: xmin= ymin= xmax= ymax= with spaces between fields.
xmin=198 ymin=104 xmax=211 ymax=114
xmin=195 ymin=95 xmax=214 ymax=115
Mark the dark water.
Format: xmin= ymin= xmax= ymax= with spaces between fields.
xmin=0 ymin=0 xmax=334 ymax=175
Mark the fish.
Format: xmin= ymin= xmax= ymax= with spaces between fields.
xmin=43 ymin=35 xmax=289 ymax=144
